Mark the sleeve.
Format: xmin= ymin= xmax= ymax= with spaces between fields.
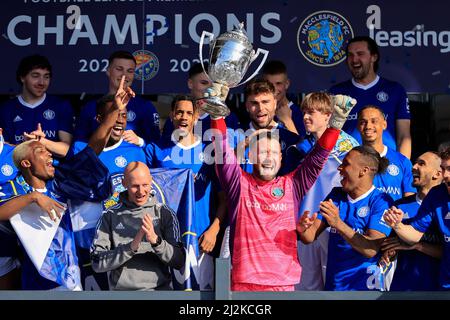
xmin=368 ymin=193 xmax=393 ymax=236
xmin=73 ymin=101 xmax=96 ymax=142
xmin=144 ymin=142 xmax=156 ymax=167
xmin=292 ymin=127 xmax=339 ymax=203
xmin=409 ymin=193 xmax=435 ymax=233
xmin=211 ymin=118 xmax=242 ymax=204
xmin=57 ymin=100 xmax=75 ymax=134
xmin=90 ymin=211 xmax=136 ymax=272
xmin=395 ymin=84 xmax=411 ymax=120
xmin=152 ymin=205 xmax=185 ymax=270
xmin=138 ymin=100 xmax=161 ymax=144
xmin=401 ymin=157 xmax=416 ymax=194
xmin=0 ymin=180 xmax=20 ymax=206
xmin=54 ymin=145 xmax=112 ymax=201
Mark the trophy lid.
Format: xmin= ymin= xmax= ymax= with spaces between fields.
xmin=216 ymin=22 xmax=252 ymax=47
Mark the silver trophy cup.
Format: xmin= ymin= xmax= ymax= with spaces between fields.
xmin=199 ymin=22 xmax=269 ymax=118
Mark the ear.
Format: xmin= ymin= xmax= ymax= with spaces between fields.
xmin=20 ymin=159 xmax=31 ymax=169
xmin=187 ymin=78 xmax=193 ymax=90
xmin=432 ymin=168 xmax=443 ymax=181
xmin=285 ymin=78 xmax=290 ymax=90
xmin=95 ymin=114 xmax=102 ymax=124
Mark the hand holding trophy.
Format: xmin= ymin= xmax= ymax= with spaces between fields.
xmin=199 ymin=22 xmax=269 ymax=118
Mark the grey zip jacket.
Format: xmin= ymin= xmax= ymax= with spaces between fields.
xmin=90 ymin=191 xmax=185 ymax=290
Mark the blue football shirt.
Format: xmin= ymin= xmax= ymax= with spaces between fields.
xmin=321 ymin=186 xmax=393 ymax=291
xmin=329 ymin=76 xmax=410 ymax=151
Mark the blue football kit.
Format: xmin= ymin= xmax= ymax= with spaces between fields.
xmin=329 ymin=76 xmax=410 ymax=151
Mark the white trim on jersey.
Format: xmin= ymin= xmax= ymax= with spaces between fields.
xmin=18 ymin=93 xmax=47 ymax=109
xmin=170 ymin=133 xmax=201 ymax=150
xmin=380 ymin=145 xmax=388 ymax=157
xmin=103 ymin=138 xmax=124 ymax=152
xmin=351 ymin=75 xmax=380 ymax=90
xmin=415 ymin=193 xmax=423 ymax=205
xmin=347 ymin=185 xmax=376 ymax=203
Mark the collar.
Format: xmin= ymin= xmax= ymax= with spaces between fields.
xmin=170 ymin=132 xmax=201 ymax=150
xmin=18 ymin=93 xmax=47 ymax=109
xmin=379 ymin=145 xmax=388 ymax=157
xmin=351 ymin=75 xmax=380 ymax=90
xmin=347 ymin=185 xmax=376 ymax=203
xmin=103 ymin=138 xmax=124 ymax=151
xmin=415 ymin=193 xmax=423 ymax=205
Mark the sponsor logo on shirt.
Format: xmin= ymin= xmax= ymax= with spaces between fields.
xmin=357 ymin=206 xmax=370 ymax=218
xmin=13 ymin=115 xmax=22 ymax=122
xmin=114 ymin=156 xmax=128 ymax=168
xmin=127 ymin=110 xmax=136 ymax=122
xmin=296 ymin=11 xmax=353 ymax=67
xmin=245 ymin=199 xmax=288 ymax=211
xmin=376 ymin=91 xmax=389 ymax=102
xmin=1 ymin=164 xmax=13 ymax=177
xmin=444 ymin=235 xmax=450 ymax=243
xmin=43 ymin=109 xmax=55 ymax=120
xmin=387 ymin=164 xmax=400 ymax=176
xmin=153 ymin=113 xmax=160 ymax=126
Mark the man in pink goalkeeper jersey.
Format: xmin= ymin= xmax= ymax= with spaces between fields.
xmin=206 ymin=80 xmax=356 ymax=291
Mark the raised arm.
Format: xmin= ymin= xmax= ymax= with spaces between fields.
xmin=88 ymin=75 xmax=135 ymax=155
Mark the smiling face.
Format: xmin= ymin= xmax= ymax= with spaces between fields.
xmin=123 ymin=163 xmax=153 ymax=207
xmin=25 ymin=141 xmax=55 ymax=180
xmin=357 ymin=107 xmax=386 ymax=145
xmin=338 ymin=150 xmax=366 ymax=194
xmin=107 ymin=58 xmax=136 ymax=93
xmin=412 ymin=152 xmax=442 ymax=190
xmin=171 ymin=100 xmax=198 ymax=136
xmin=303 ymin=108 xmax=331 ymax=134
xmin=246 ymin=92 xmax=277 ymax=129
xmin=250 ymin=136 xmax=282 ymax=181
xmin=346 ymin=41 xmax=377 ymax=82
xmin=21 ymin=68 xmax=50 ymax=99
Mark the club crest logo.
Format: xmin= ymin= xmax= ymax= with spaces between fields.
xmin=387 ymin=164 xmax=400 ymax=176
xmin=297 ymin=11 xmax=354 ymax=67
xmin=377 ymin=91 xmax=389 ymax=103
xmin=357 ymin=206 xmax=370 ymax=218
xmin=133 ymin=50 xmax=159 ymax=81
xmin=127 ymin=110 xmax=136 ymax=122
xmin=43 ymin=109 xmax=55 ymax=120
xmin=1 ymin=164 xmax=13 ymax=177
xmin=114 ymin=156 xmax=128 ymax=168
xmin=271 ymin=186 xmax=285 ymax=199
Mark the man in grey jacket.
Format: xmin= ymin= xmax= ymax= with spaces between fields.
xmin=90 ymin=161 xmax=185 ymax=290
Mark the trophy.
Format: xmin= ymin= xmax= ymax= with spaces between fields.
xmin=199 ymin=22 xmax=269 ymax=118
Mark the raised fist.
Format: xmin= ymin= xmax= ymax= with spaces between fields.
xmin=329 ymin=94 xmax=357 ymax=130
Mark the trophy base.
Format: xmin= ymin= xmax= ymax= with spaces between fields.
xmin=199 ymin=97 xmax=231 ymax=118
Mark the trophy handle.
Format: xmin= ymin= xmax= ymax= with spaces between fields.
xmin=199 ymin=31 xmax=215 ymax=80
xmin=237 ymin=48 xmax=269 ymax=86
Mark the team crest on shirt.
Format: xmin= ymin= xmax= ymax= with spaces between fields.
xmin=387 ymin=164 xmax=400 ymax=176
xmin=43 ymin=109 xmax=55 ymax=120
xmin=297 ymin=11 xmax=353 ymax=67
xmin=114 ymin=156 xmax=128 ymax=168
xmin=357 ymin=206 xmax=370 ymax=218
xmin=376 ymin=91 xmax=389 ymax=103
xmin=127 ymin=110 xmax=136 ymax=122
xmin=271 ymin=186 xmax=285 ymax=199
xmin=1 ymin=164 xmax=13 ymax=177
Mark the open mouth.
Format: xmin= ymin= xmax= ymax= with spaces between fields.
xmin=112 ymin=125 xmax=123 ymax=135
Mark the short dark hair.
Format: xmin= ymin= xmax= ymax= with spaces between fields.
xmin=262 ymin=60 xmax=287 ymax=75
xmin=439 ymin=145 xmax=450 ymax=161
xmin=244 ymin=78 xmax=275 ymax=99
xmin=16 ymin=54 xmax=52 ymax=85
xmin=351 ymin=145 xmax=389 ymax=176
xmin=346 ymin=36 xmax=380 ymax=72
xmin=188 ymin=62 xmax=209 ymax=79
xmin=108 ymin=51 xmax=136 ymax=65
xmin=96 ymin=94 xmax=115 ymax=116
xmin=171 ymin=94 xmax=197 ymax=112
xmin=357 ymin=104 xmax=385 ymax=120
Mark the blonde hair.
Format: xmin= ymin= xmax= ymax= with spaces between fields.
xmin=301 ymin=92 xmax=333 ymax=115
xmin=13 ymin=140 xmax=35 ymax=170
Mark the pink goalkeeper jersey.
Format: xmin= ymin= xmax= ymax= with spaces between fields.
xmin=213 ymin=121 xmax=333 ymax=287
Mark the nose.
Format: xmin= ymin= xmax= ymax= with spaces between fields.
xmin=412 ymin=163 xmax=419 ymax=170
